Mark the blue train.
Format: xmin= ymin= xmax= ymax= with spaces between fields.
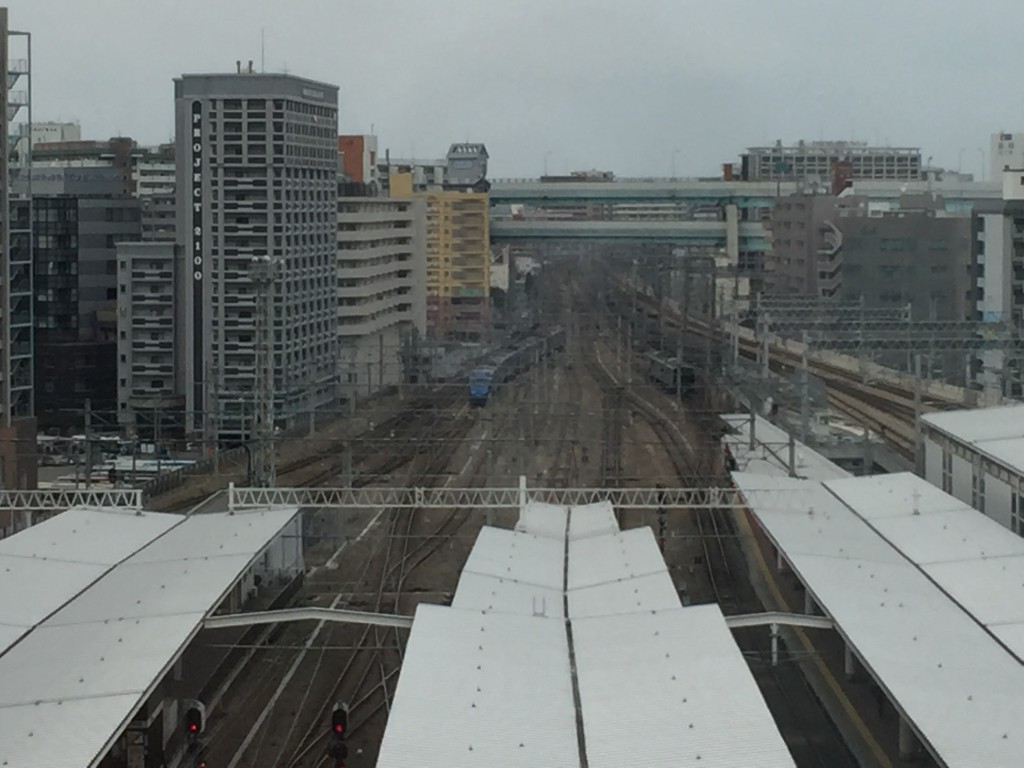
xmin=468 ymin=367 xmax=496 ymax=406
xmin=468 ymin=326 xmax=565 ymax=406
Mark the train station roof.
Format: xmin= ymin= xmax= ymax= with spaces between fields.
xmin=379 ymin=502 xmax=796 ymax=768
xmin=825 ymin=472 xmax=1024 ymax=663
xmin=921 ymin=403 xmax=1024 ymax=444
xmin=0 ymin=507 xmax=181 ymax=655
xmin=0 ymin=505 xmax=299 ymax=768
xmin=921 ymin=404 xmax=1024 ymax=474
xmin=734 ymin=472 xmax=1024 ymax=768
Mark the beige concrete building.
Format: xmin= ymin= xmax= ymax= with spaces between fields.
xmin=336 ymin=195 xmax=426 ymax=399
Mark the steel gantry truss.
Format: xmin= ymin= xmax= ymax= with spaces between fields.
xmin=0 ymin=489 xmax=144 ymax=536
xmin=227 ymin=482 xmax=742 ymax=511
xmin=0 ymin=488 xmax=143 ymax=512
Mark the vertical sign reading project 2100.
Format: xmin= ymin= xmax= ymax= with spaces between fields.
xmin=191 ymin=100 xmax=204 ymax=416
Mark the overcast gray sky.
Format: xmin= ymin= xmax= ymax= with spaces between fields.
xmin=7 ymin=0 xmax=1022 ymax=179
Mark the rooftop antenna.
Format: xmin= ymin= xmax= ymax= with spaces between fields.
xmin=261 ymin=28 xmax=265 ymax=72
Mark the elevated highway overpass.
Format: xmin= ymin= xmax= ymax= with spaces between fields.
xmin=488 ymin=177 xmax=1000 ymax=255
xmin=490 ymin=218 xmax=767 ymax=246
xmin=489 ymin=177 xmax=1000 ymax=208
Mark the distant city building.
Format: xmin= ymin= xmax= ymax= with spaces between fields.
xmin=29 ymin=136 xmax=178 ymax=241
xmin=116 ymin=241 xmax=181 ymax=436
xmin=134 ymin=143 xmax=176 ymax=242
xmin=31 ymin=190 xmax=140 ymax=428
xmin=377 ymin=157 xmax=446 ymax=194
xmin=970 ymin=170 xmax=1024 ymax=395
xmin=0 ymin=9 xmax=36 ymax=488
xmin=990 ymin=132 xmax=1024 ymax=181
xmin=833 ymin=195 xmax=973 ymax=321
xmin=741 ymin=140 xmax=922 ymax=182
xmin=765 ymin=191 xmax=849 ymax=296
xmin=15 ymin=120 xmax=80 ymax=157
xmin=336 ymin=192 xmax=426 ymax=399
xmin=174 ymin=70 xmax=340 ymax=440
xmin=419 ymin=189 xmax=490 ymax=341
xmin=338 ymin=135 xmax=379 ymax=186
xmin=445 ymin=143 xmax=489 ymax=190
xmin=31 ymin=137 xmax=138 ymax=196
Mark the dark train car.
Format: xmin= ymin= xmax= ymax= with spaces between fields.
xmin=645 ymin=351 xmax=697 ymax=396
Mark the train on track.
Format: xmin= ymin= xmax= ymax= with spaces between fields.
xmin=469 ymin=326 xmax=566 ymax=406
xmin=643 ymin=351 xmax=697 ymax=397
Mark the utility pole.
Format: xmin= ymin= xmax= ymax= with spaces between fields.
xmin=250 ymin=256 xmax=280 ymax=487
xmin=84 ymin=398 xmax=93 ymax=488
xmin=800 ymin=331 xmax=810 ymax=445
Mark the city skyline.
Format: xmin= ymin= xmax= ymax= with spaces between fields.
xmin=7 ymin=0 xmax=1023 ymax=179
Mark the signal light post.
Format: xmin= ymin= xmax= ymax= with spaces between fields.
xmin=183 ymin=700 xmax=207 ymax=765
xmin=327 ymin=702 xmax=349 ymax=767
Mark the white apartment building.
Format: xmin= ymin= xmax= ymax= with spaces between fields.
xmin=337 ymin=196 xmax=426 ymax=399
xmin=134 ymin=144 xmax=176 ymax=242
xmin=115 ymin=241 xmax=182 ymax=430
xmin=971 ymin=170 xmax=1024 ymax=396
xmin=174 ymin=71 xmax=339 ymax=439
xmin=990 ymin=132 xmax=1024 ymax=181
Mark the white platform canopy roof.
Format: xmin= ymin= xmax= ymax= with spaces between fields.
xmin=381 ymin=502 xmax=796 ymax=768
xmin=0 ymin=506 xmax=299 ymax=768
xmin=922 ymin=404 xmax=1024 ymax=474
xmin=735 ymin=472 xmax=1024 ymax=768
xmin=825 ymin=472 xmax=1024 ymax=663
xmin=0 ymin=507 xmax=182 ymax=655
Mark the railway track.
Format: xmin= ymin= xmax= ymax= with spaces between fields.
xmin=152 ymin=387 xmax=465 ymax=513
xmin=191 ymin=390 xmax=476 ymax=768
xmin=610 ymin=278 xmax=965 ymax=462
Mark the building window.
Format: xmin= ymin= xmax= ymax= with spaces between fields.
xmin=941 ymin=451 xmax=952 ymax=493
xmin=1013 ymin=492 xmax=1024 ymax=537
xmin=972 ymin=470 xmax=985 ymax=513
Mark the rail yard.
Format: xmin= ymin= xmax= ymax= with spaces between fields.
xmin=2 ymin=258 xmax=1005 ymax=768
xmin=141 ymin=264 xmax=896 ymax=768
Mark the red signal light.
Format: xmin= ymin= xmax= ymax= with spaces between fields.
xmin=188 ymin=722 xmax=199 ymax=733
xmin=333 ymin=723 xmax=344 ymax=734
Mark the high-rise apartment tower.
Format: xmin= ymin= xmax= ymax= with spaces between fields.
xmin=174 ymin=69 xmax=339 ymax=439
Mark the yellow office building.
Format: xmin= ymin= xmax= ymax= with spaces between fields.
xmin=418 ymin=190 xmax=491 ymax=341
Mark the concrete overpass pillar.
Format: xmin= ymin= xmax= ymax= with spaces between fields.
xmin=843 ymin=643 xmax=860 ymax=681
xmin=899 ymin=717 xmax=922 ymax=760
xmin=803 ymin=590 xmax=816 ymax=615
xmin=725 ymin=204 xmax=739 ymax=268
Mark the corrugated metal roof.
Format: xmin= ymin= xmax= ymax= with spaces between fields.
xmin=376 ymin=604 xmax=580 ymax=768
xmin=722 ymin=414 xmax=851 ymax=481
xmin=0 ymin=695 xmax=140 ymax=768
xmin=0 ymin=508 xmax=182 ymax=657
xmin=921 ymin=404 xmax=1024 ymax=443
xmin=825 ymin=472 xmax=1024 ymax=661
xmin=0 ymin=507 xmax=180 ymax=565
xmin=461 ymin=526 xmax=564 ymax=590
xmin=128 ymin=508 xmax=297 ymax=562
xmin=735 ymin=473 xmax=1024 ymax=768
xmin=383 ymin=500 xmax=795 ymax=768
xmin=568 ymin=572 xmax=680 ymax=619
xmin=567 ymin=501 xmax=619 ymax=540
xmin=567 ymin=527 xmax=666 ymax=591
xmin=0 ymin=507 xmax=298 ymax=768
xmin=452 ymin=571 xmax=564 ymax=618
xmin=514 ymin=500 xmax=567 ymax=540
xmin=972 ymin=435 xmax=1024 ymax=474
xmin=574 ymin=606 xmax=796 ymax=768
xmin=921 ymin=405 xmax=1024 ymax=475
